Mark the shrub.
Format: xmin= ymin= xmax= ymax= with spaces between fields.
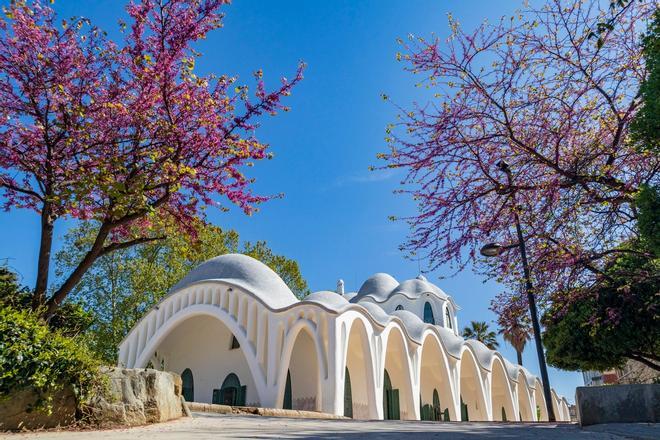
xmin=0 ymin=305 xmax=101 ymax=414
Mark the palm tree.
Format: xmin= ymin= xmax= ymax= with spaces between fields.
xmin=498 ymin=318 xmax=532 ymax=366
xmin=462 ymin=321 xmax=499 ymax=350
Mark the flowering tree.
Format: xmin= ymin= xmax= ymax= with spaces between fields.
xmin=0 ymin=0 xmax=303 ymax=318
xmin=380 ymin=0 xmax=657 ymax=323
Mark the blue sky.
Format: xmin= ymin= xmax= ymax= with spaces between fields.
xmin=0 ymin=0 xmax=582 ymax=402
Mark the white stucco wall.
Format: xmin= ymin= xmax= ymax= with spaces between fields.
xmin=118 ymin=254 xmax=568 ymax=423
xmin=153 ymin=314 xmax=260 ymax=406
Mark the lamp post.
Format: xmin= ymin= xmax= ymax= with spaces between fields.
xmin=480 ymin=160 xmax=556 ymax=422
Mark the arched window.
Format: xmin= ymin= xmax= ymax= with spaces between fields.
xmin=445 ymin=307 xmax=453 ymax=329
xmin=181 ymin=368 xmax=194 ymax=403
xmin=395 ymin=305 xmax=404 ymax=311
xmin=423 ymin=302 xmax=435 ymax=325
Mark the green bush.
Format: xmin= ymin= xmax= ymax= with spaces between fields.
xmin=0 ymin=305 xmax=101 ymax=413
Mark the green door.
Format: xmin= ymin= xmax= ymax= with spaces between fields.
xmin=383 ymin=370 xmax=400 ymax=420
xmin=389 ymin=389 xmax=400 ymax=420
xmin=181 ymin=368 xmax=194 ymax=403
xmin=344 ymin=367 xmax=353 ymax=418
xmin=283 ymin=370 xmax=292 ymax=410
xmin=461 ymin=396 xmax=469 ymax=421
xmin=218 ymin=373 xmax=246 ymax=406
xmin=501 ymin=407 xmax=507 ymax=422
xmin=432 ymin=389 xmax=440 ymax=421
xmin=443 ymin=408 xmax=450 ymax=421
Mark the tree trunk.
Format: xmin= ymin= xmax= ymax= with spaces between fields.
xmin=516 ymin=349 xmax=523 ymax=366
xmin=628 ymin=354 xmax=660 ymax=372
xmin=44 ymin=224 xmax=111 ymax=320
xmin=32 ymin=203 xmax=54 ymax=311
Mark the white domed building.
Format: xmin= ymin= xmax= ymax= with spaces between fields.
xmin=118 ymin=254 xmax=570 ymax=422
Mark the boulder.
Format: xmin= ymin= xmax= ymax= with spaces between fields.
xmin=85 ymin=367 xmax=183 ymax=427
xmin=0 ymin=386 xmax=76 ymax=431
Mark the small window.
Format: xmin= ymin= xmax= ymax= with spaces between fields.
xmin=445 ymin=307 xmax=453 ymax=329
xmin=230 ymin=335 xmax=240 ymax=349
xmin=395 ymin=305 xmax=404 ymax=311
xmin=423 ymin=302 xmax=435 ymax=325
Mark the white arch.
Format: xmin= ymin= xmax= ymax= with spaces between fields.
xmin=490 ymin=357 xmax=517 ymax=421
xmin=550 ymin=389 xmax=562 ymax=422
xmin=516 ymin=369 xmax=536 ymax=421
xmin=341 ymin=315 xmax=378 ymax=419
xmin=419 ymin=331 xmax=459 ymax=421
xmin=458 ymin=346 xmax=489 ymax=421
xmin=275 ymin=319 xmax=326 ymax=411
xmin=132 ymin=302 xmax=267 ymax=405
xmin=380 ymin=324 xmax=418 ymax=420
xmin=534 ymin=379 xmax=549 ymax=421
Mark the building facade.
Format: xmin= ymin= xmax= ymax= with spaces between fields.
xmin=118 ymin=254 xmax=570 ymax=421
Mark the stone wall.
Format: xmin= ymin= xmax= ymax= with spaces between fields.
xmin=576 ymin=384 xmax=660 ymax=426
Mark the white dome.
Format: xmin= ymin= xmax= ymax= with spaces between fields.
xmin=169 ymin=254 xmax=298 ymax=309
xmin=391 ymin=309 xmax=426 ymax=343
xmin=436 ymin=326 xmax=464 ymax=359
xmin=303 ymin=291 xmax=349 ymax=310
xmin=342 ymin=292 xmax=358 ymax=301
xmin=358 ymin=302 xmax=390 ymax=325
xmin=353 ymin=273 xmax=399 ymax=302
xmin=392 ymin=278 xmax=448 ymax=300
xmin=464 ymin=339 xmax=496 ymax=371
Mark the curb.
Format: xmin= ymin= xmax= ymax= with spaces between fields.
xmin=186 ymin=402 xmax=347 ymax=420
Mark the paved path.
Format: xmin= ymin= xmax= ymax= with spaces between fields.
xmin=3 ymin=413 xmax=658 ymax=439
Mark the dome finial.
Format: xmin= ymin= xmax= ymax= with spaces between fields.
xmin=416 ymin=274 xmax=427 ymax=282
xmin=336 ymin=279 xmax=345 ymax=295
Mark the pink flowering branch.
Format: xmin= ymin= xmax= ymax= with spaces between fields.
xmin=381 ymin=0 xmax=656 ymax=326
xmin=0 ymin=0 xmax=304 ymax=317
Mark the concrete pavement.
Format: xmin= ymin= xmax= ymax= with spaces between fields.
xmin=2 ymin=413 xmax=658 ymax=439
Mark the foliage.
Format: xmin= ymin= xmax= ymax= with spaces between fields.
xmin=637 ymin=185 xmax=660 ymax=255
xmin=56 ymin=221 xmax=309 ymax=363
xmin=0 ymin=0 xmax=304 ymax=318
xmin=0 ymin=303 xmax=101 ymax=413
xmin=543 ymin=253 xmax=659 ymax=371
xmin=498 ymin=314 xmax=532 ymax=366
xmin=543 ymin=186 xmax=660 ymax=372
xmin=380 ymin=0 xmax=656 ymax=327
xmin=630 ymin=9 xmax=659 ymax=153
xmin=0 ymin=266 xmax=93 ymax=337
xmin=461 ymin=321 xmax=499 ymax=350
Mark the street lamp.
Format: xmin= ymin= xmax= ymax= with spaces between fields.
xmin=480 ymin=161 xmax=557 ymax=422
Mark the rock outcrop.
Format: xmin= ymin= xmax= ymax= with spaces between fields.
xmin=85 ymin=367 xmax=183 ymax=427
xmin=0 ymin=386 xmax=77 ymax=430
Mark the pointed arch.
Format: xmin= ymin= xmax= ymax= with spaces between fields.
xmin=534 ymin=379 xmax=549 ymax=421
xmin=276 ymin=321 xmax=324 ymax=411
xmin=490 ymin=357 xmax=517 ymax=421
xmin=419 ymin=332 xmax=458 ymax=421
xmin=342 ymin=316 xmax=378 ymax=419
xmin=458 ymin=347 xmax=489 ymax=421
xmin=381 ymin=325 xmax=416 ymax=420
xmin=516 ymin=370 xmax=535 ymax=421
